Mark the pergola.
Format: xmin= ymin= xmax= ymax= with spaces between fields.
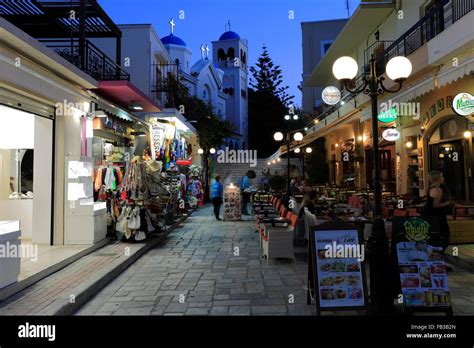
xmin=0 ymin=0 xmax=122 ymax=68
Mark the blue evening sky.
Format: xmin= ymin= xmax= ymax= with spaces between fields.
xmin=98 ymin=0 xmax=360 ymax=106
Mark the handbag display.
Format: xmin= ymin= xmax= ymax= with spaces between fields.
xmin=127 ymin=206 xmax=141 ymax=230
xmin=134 ymin=231 xmax=146 ymax=241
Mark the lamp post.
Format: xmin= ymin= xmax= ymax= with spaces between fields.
xmin=273 ymin=130 xmax=304 ymax=195
xmin=332 ymin=53 xmax=412 ymax=314
xmin=294 ymin=146 xmax=313 ymax=180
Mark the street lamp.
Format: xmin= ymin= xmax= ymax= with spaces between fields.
xmin=332 ymin=53 xmax=412 ymax=314
xmin=274 ymin=130 xmax=304 ymax=195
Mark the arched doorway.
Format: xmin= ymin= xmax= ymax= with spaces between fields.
xmin=426 ymin=115 xmax=472 ymax=201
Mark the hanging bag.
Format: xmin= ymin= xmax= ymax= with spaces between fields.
xmin=127 ymin=206 xmax=141 ymax=230
xmin=115 ymin=206 xmax=128 ymax=233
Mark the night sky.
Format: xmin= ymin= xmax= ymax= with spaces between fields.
xmin=98 ymin=0 xmax=360 ymax=106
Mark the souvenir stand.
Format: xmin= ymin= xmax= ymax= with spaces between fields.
xmin=92 ymin=110 xmax=135 ymax=237
xmin=223 ymin=183 xmax=241 ymax=221
xmin=115 ymin=156 xmax=155 ymax=242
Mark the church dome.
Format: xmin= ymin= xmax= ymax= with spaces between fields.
xmin=161 ymin=34 xmax=186 ymax=46
xmin=219 ymin=31 xmax=240 ymax=41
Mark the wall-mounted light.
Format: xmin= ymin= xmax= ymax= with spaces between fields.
xmin=335 ymin=143 xmax=339 ymax=148
xmin=464 ymin=130 xmax=472 ymax=139
xmin=357 ymin=135 xmax=363 ymax=142
xmin=405 ymin=141 xmax=413 ymax=148
xmin=277 ymin=158 xmax=281 ymax=162
xmin=198 ymin=148 xmax=204 ymax=154
xmin=129 ymin=102 xmax=143 ymax=111
xmin=209 ymin=148 xmax=216 ymax=154
xmin=267 ymin=161 xmax=271 ymax=165
xmin=315 ymin=119 xmax=320 ymax=124
xmin=294 ymin=148 xmax=301 ymax=153
xmin=305 ymin=147 xmax=313 ymax=153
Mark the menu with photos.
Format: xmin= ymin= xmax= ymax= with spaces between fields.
xmin=397 ymin=241 xmax=451 ymax=308
xmin=314 ymin=229 xmax=366 ymax=308
xmin=223 ymin=185 xmax=241 ymax=221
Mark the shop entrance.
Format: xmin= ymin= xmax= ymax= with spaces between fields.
xmin=429 ymin=140 xmax=465 ymax=200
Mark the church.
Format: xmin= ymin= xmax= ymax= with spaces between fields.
xmin=161 ymin=23 xmax=249 ymax=150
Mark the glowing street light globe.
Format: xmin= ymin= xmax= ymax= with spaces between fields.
xmin=209 ymin=148 xmax=216 ymax=154
xmin=284 ymin=115 xmax=291 ymax=120
xmin=197 ymin=148 xmax=204 ymax=154
xmin=305 ymin=147 xmax=313 ymax=153
xmin=293 ymin=115 xmax=299 ymax=120
xmin=332 ymin=56 xmax=358 ymax=81
xmin=273 ymin=132 xmax=284 ymax=141
xmin=464 ymin=130 xmax=472 ymax=139
xmin=293 ymin=132 xmax=303 ymax=141
xmin=294 ymin=148 xmax=301 ymax=153
xmin=386 ymin=56 xmax=412 ymax=81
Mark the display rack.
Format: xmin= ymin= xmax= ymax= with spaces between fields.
xmin=223 ymin=184 xmax=241 ymax=221
xmin=64 ymin=157 xmax=107 ymax=245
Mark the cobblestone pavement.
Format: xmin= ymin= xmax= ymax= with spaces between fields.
xmin=77 ymin=205 xmax=316 ymax=316
xmin=76 ymin=205 xmax=474 ymax=316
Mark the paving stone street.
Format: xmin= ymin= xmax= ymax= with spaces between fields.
xmin=76 ymin=205 xmax=474 ymax=316
xmin=76 ymin=205 xmax=316 ymax=316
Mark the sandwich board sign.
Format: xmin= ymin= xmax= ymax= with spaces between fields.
xmin=307 ymin=220 xmax=368 ymax=314
xmin=391 ymin=216 xmax=453 ymax=315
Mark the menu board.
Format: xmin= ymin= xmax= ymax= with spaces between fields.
xmin=397 ymin=241 xmax=451 ymax=308
xmin=314 ymin=229 xmax=367 ymax=309
xmin=223 ymin=185 xmax=241 ymax=221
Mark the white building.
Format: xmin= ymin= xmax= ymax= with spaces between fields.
xmin=212 ymin=30 xmax=249 ymax=150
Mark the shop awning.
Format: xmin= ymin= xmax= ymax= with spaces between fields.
xmin=96 ymin=80 xmax=162 ymax=113
xmin=146 ymin=108 xmax=197 ymax=134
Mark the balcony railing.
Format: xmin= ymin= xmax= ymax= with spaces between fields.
xmin=383 ymin=0 xmax=473 ymax=63
xmin=40 ymin=39 xmax=130 ymax=81
xmin=151 ymin=62 xmax=180 ymax=107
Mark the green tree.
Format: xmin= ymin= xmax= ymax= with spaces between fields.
xmin=305 ymin=138 xmax=329 ymax=185
xmin=166 ymin=75 xmax=233 ymax=149
xmin=248 ymin=45 xmax=295 ymax=157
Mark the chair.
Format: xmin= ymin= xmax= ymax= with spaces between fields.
xmin=262 ymin=218 xmax=296 ymax=264
xmin=303 ymin=208 xmax=319 ymax=241
xmin=280 ymin=206 xmax=288 ymax=218
xmin=393 ymin=209 xmax=407 ymax=217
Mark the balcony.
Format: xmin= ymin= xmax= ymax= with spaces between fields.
xmin=40 ymin=39 xmax=130 ymax=81
xmin=376 ymin=0 xmax=473 ymax=69
xmin=151 ymin=62 xmax=180 ymax=106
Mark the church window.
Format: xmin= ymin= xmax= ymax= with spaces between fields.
xmin=227 ymin=47 xmax=235 ymax=60
xmin=217 ymin=49 xmax=226 ymax=61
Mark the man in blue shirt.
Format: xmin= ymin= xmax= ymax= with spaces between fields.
xmin=210 ymin=175 xmax=224 ymax=220
xmin=241 ymin=171 xmax=251 ymax=215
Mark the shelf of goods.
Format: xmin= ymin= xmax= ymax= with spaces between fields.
xmin=223 ymin=184 xmax=241 ymax=221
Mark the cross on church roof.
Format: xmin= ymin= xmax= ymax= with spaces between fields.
xmin=169 ymin=18 xmax=175 ymax=34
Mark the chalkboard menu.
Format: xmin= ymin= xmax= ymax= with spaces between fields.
xmin=307 ymin=221 xmax=368 ymax=314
